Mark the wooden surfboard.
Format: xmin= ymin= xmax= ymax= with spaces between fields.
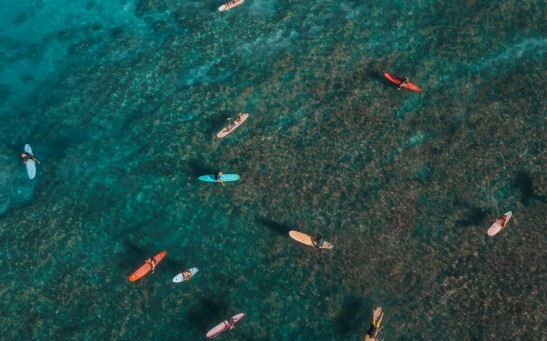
xmin=216 ymin=113 xmax=249 ymax=138
xmin=218 ymin=0 xmax=244 ymax=11
xmin=289 ymin=230 xmax=333 ymax=249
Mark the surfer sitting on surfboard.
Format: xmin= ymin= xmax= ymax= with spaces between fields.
xmin=21 ymin=152 xmax=40 ymax=164
xmin=215 ymin=171 xmax=225 ymax=186
xmin=145 ymin=258 xmax=157 ymax=273
xmin=226 ymin=318 xmax=236 ymax=330
xmin=398 ymin=74 xmax=409 ymax=90
xmin=227 ymin=113 xmax=244 ymax=131
xmin=497 ymin=214 xmax=509 ymax=224
xmin=313 ymin=235 xmax=324 ymax=249
xmin=236 ymin=113 xmax=244 ymax=125
xmin=183 ymin=269 xmax=193 ymax=281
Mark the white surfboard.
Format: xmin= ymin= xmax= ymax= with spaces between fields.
xmin=24 ymin=144 xmax=36 ymax=179
xmin=218 ymin=0 xmax=244 ymax=11
xmin=173 ymin=268 xmax=199 ymax=283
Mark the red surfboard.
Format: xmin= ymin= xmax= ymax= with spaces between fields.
xmin=384 ymin=73 xmax=422 ymax=92
xmin=128 ymin=251 xmax=167 ymax=282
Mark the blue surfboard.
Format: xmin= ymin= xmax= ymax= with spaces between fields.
xmin=198 ymin=174 xmax=240 ymax=182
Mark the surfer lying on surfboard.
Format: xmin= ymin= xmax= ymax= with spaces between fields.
xmin=365 ymin=306 xmax=384 ymax=341
xmin=21 ymin=152 xmax=40 ymax=164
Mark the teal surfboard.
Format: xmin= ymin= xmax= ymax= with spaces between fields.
xmin=198 ymin=174 xmax=240 ymax=182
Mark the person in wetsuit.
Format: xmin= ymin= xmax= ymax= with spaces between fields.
xmin=313 ymin=235 xmax=324 ymax=249
xmin=398 ymin=74 xmax=410 ymax=90
xmin=21 ymin=152 xmax=41 ymax=164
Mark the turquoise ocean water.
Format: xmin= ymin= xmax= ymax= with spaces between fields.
xmin=0 ymin=0 xmax=545 ymax=340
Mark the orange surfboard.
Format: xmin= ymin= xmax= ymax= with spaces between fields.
xmin=129 ymin=251 xmax=167 ymax=282
xmin=384 ymin=73 xmax=422 ymax=92
xmin=289 ymin=231 xmax=333 ymax=249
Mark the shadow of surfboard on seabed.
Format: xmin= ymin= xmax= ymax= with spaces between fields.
xmin=254 ymin=215 xmax=292 ymax=236
xmin=334 ymin=295 xmax=372 ymax=338
xmin=205 ymin=111 xmax=233 ymax=135
xmin=184 ymin=295 xmax=230 ymax=328
xmin=115 ymin=240 xmax=152 ymax=271
xmin=186 ymin=158 xmax=214 ymax=177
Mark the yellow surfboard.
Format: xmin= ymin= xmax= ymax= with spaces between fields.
xmin=289 ymin=230 xmax=333 ymax=249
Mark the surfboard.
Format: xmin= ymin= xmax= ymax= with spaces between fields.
xmin=218 ymin=0 xmax=244 ymax=11
xmin=487 ymin=211 xmax=512 ymax=237
xmin=24 ymin=144 xmax=36 ymax=179
xmin=384 ymin=73 xmax=422 ymax=92
xmin=206 ymin=313 xmax=246 ymax=338
xmin=289 ymin=230 xmax=333 ymax=249
xmin=198 ymin=174 xmax=240 ymax=182
xmin=217 ymin=113 xmax=249 ymax=138
xmin=128 ymin=251 xmax=167 ymax=282
xmin=173 ymin=268 xmax=199 ymax=283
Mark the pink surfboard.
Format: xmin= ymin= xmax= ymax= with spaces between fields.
xmin=206 ymin=313 xmax=246 ymax=338
xmin=487 ymin=211 xmax=512 ymax=237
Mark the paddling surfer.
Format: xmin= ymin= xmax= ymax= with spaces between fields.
xmin=215 ymin=171 xmax=225 ymax=186
xmin=146 ymin=258 xmax=157 ymax=273
xmin=21 ymin=152 xmax=40 ymax=164
xmin=398 ymin=74 xmax=409 ymax=90
xmin=366 ymin=306 xmax=384 ymax=340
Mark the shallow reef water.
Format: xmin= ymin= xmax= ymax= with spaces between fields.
xmin=0 ymin=0 xmax=545 ymax=340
